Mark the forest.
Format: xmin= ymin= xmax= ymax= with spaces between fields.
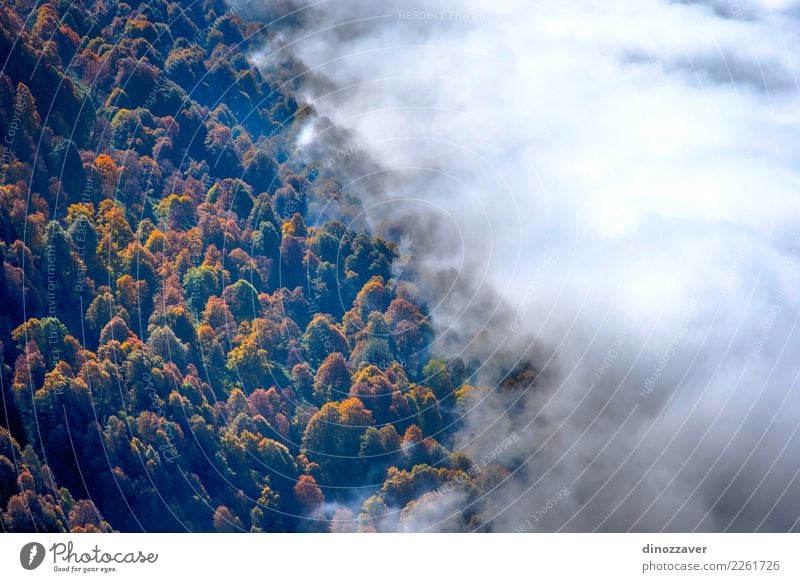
xmin=0 ymin=0 xmax=513 ymax=532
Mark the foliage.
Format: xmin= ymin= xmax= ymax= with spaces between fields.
xmin=0 ymin=0 xmax=503 ymax=533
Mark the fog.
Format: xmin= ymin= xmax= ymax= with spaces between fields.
xmin=243 ymin=0 xmax=800 ymax=531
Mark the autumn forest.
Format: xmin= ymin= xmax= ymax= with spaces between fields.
xmin=0 ymin=0 xmax=510 ymax=532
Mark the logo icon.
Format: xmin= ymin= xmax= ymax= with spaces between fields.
xmin=20 ymin=542 xmax=45 ymax=570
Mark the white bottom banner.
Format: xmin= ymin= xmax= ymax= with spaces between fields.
xmin=0 ymin=534 xmax=796 ymax=581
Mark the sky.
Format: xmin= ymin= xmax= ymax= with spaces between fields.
xmin=246 ymin=0 xmax=800 ymax=531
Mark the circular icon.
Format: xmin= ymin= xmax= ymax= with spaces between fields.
xmin=20 ymin=542 xmax=45 ymax=570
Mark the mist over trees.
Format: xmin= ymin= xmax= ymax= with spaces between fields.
xmin=0 ymin=0 xmax=516 ymax=532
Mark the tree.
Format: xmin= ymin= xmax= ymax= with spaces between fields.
xmin=99 ymin=316 xmax=132 ymax=345
xmin=278 ymin=234 xmax=304 ymax=289
xmin=85 ymin=292 xmax=128 ymax=347
xmin=422 ymin=359 xmax=454 ymax=402
xmin=11 ymin=317 xmax=74 ymax=368
xmin=226 ymin=333 xmax=275 ymax=392
xmin=309 ymin=230 xmax=340 ymax=264
xmin=95 ymin=200 xmax=134 ymax=273
xmin=350 ymin=365 xmax=398 ymax=424
xmin=202 ymin=296 xmax=235 ymax=332
xmin=302 ymin=315 xmax=349 ymax=368
xmin=250 ymin=220 xmax=280 ymax=261
xmin=313 ymin=353 xmax=351 ymax=403
xmin=156 ymin=194 xmax=195 ymax=230
xmin=3 ymin=491 xmax=67 ymax=532
xmin=222 ymin=279 xmax=259 ymax=321
xmin=359 ymin=425 xmax=402 ymax=480
xmin=354 ymin=276 xmax=390 ymax=320
xmin=205 ymin=127 xmax=242 ymax=179
xmin=115 ymin=274 xmax=150 ymax=329
xmin=0 ymin=0 xmax=504 ymax=533
xmin=213 ymin=506 xmax=244 ymax=532
xmin=359 ymin=495 xmax=394 ymax=532
xmin=250 ymin=483 xmax=284 ymax=532
xmin=183 ymin=265 xmax=222 ymax=315
xmin=69 ymin=500 xmax=112 ymax=533
xmin=350 ymin=337 xmax=394 ymax=371
xmin=94 ymin=154 xmax=119 ymax=198
xmin=30 ymin=363 xmax=93 ymax=492
xmin=301 ymin=398 xmax=373 ymax=485
xmin=10 ymin=83 xmax=41 ymax=163
xmin=50 ymin=139 xmax=85 ymax=200
xmin=241 ymin=148 xmax=278 ymax=195
xmin=291 ymin=363 xmax=314 ymax=401
xmin=329 ymin=508 xmax=357 ymax=533
xmin=66 ymin=203 xmax=101 ymax=283
xmin=147 ymin=326 xmax=189 ymax=369
xmin=293 ymin=475 xmax=323 ymax=514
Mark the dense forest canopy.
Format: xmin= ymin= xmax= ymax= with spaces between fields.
xmin=0 ymin=0 xmax=517 ymax=532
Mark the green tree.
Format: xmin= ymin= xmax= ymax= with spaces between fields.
xmin=302 ymin=315 xmax=349 ymax=368
xmin=301 ymin=398 xmax=374 ymax=485
xmin=312 ymin=352 xmax=351 ymax=403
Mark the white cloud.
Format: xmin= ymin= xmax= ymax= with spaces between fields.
xmin=252 ymin=0 xmax=800 ymax=530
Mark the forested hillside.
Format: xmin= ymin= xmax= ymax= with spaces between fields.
xmin=0 ymin=0 xmax=510 ymax=532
